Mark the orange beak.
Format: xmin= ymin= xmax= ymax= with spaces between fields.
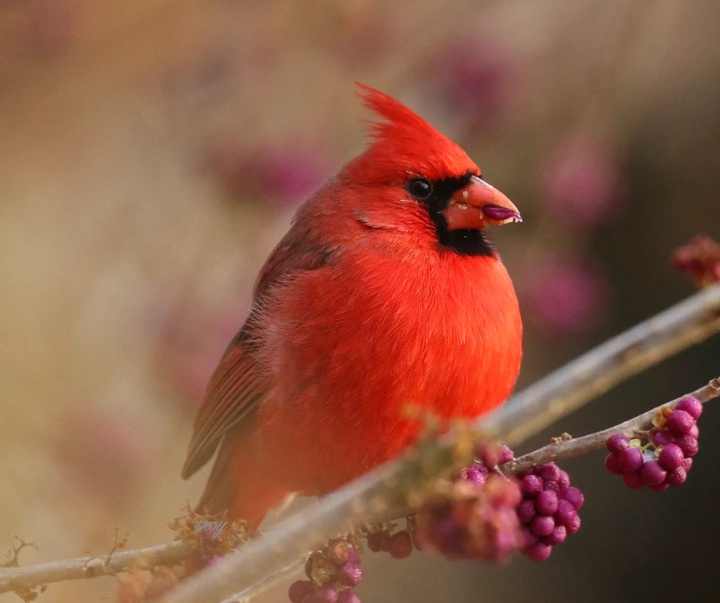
xmin=442 ymin=175 xmax=522 ymax=231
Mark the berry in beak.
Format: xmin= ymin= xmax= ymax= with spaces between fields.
xmin=443 ymin=175 xmax=521 ymax=231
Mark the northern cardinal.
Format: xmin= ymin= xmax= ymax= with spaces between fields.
xmin=182 ymin=85 xmax=523 ymax=529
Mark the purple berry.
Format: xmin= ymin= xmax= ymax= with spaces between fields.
xmin=498 ymin=444 xmax=514 ymax=464
xmin=535 ymin=490 xmax=559 ymax=515
xmin=658 ymin=444 xmax=684 ymax=471
xmin=652 ymin=430 xmax=674 ymax=447
xmin=531 ymin=515 xmax=555 ymax=537
xmin=465 ymin=465 xmax=488 ymax=486
xmin=565 ymin=514 xmax=582 ymax=534
xmin=564 ymin=486 xmax=585 ymax=510
xmin=289 ymin=580 xmax=314 ymax=603
xmin=622 ymin=471 xmax=644 ymax=489
xmin=640 ymin=461 xmax=667 ymax=487
xmin=337 ymin=563 xmax=362 ymax=587
xmin=676 ymin=396 xmax=703 ymax=420
xmin=517 ymin=499 xmax=537 ymax=523
xmin=605 ymin=453 xmax=622 ymax=475
xmin=676 ymin=435 xmax=699 ymax=457
xmin=543 ymin=480 xmax=561 ymax=494
xmin=648 ymin=482 xmax=670 ymax=492
xmin=545 ymin=525 xmax=567 ymax=545
xmin=606 ymin=434 xmax=630 ymax=454
xmin=303 ymin=585 xmax=339 ymax=603
xmin=557 ymin=470 xmax=571 ymax=490
xmin=387 ymin=531 xmax=413 ymax=559
xmin=618 ymin=447 xmax=643 ymax=473
xmin=366 ymin=532 xmax=387 ymax=552
xmin=521 ymin=474 xmax=543 ymax=497
xmin=666 ymin=410 xmax=694 ymax=435
xmin=667 ymin=466 xmax=687 ymax=486
xmin=337 ymin=591 xmax=361 ymax=603
xmin=480 ymin=446 xmax=502 ymax=467
xmin=522 ymin=530 xmax=538 ymax=548
xmin=525 ymin=542 xmax=553 ymax=561
xmin=689 ymin=424 xmax=699 ymax=438
xmin=537 ymin=463 xmax=561 ymax=482
xmin=555 ymin=499 xmax=576 ymax=526
xmin=682 ymin=457 xmax=693 ymax=471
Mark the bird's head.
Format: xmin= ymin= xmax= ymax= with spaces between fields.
xmin=344 ymin=84 xmax=521 ymax=256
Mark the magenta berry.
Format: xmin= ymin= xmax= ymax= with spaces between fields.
xmin=557 ymin=470 xmax=571 ymax=490
xmin=565 ymin=514 xmax=582 ymax=534
xmin=640 ymin=461 xmax=667 ymax=487
xmin=303 ymin=585 xmax=339 ymax=603
xmin=676 ymin=435 xmax=699 ymax=457
xmin=666 ymin=410 xmax=694 ymax=435
xmin=517 ymin=499 xmax=537 ymax=523
xmin=525 ymin=542 xmax=552 ymax=561
xmin=366 ymin=531 xmax=387 ymax=553
xmin=652 ymin=430 xmax=674 ymax=447
xmin=337 ymin=562 xmax=363 ymax=587
xmin=387 ymin=531 xmax=413 ymax=559
xmin=555 ymin=499 xmax=576 ymax=526
xmin=676 ymin=396 xmax=703 ymax=419
xmin=606 ymin=434 xmax=630 ymax=454
xmin=667 ymin=467 xmax=687 ymax=486
xmin=546 ymin=525 xmax=567 ymax=545
xmin=658 ymin=444 xmax=684 ymax=471
xmin=289 ymin=580 xmax=314 ymax=603
xmin=605 ymin=453 xmax=622 ymax=474
xmin=465 ymin=465 xmax=488 ymax=486
xmin=618 ymin=447 xmax=644 ymax=473
xmin=537 ymin=463 xmax=561 ymax=482
xmin=337 ymin=591 xmax=361 ymax=603
xmin=622 ymin=471 xmax=644 ymax=489
xmin=521 ymin=474 xmax=543 ymax=497
xmin=531 ymin=515 xmax=555 ymax=537
xmin=498 ymin=444 xmax=514 ymax=464
xmin=564 ymin=487 xmax=584 ymax=510
xmin=535 ymin=490 xmax=559 ymax=515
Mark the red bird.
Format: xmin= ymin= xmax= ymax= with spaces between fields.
xmin=182 ymin=85 xmax=523 ymax=529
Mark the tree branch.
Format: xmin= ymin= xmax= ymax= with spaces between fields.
xmin=505 ymin=377 xmax=720 ymax=473
xmin=0 ymin=285 xmax=718 ymax=600
xmin=157 ymin=285 xmax=720 ymax=603
xmin=0 ymin=541 xmax=191 ymax=595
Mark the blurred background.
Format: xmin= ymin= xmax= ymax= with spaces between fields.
xmin=1 ymin=0 xmax=719 ymax=601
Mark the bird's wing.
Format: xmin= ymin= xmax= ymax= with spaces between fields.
xmin=181 ymin=233 xmax=333 ymax=479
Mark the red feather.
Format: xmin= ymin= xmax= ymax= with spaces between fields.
xmin=183 ymin=85 xmax=522 ymax=529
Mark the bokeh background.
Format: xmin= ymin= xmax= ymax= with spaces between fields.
xmin=1 ymin=0 xmax=719 ymax=601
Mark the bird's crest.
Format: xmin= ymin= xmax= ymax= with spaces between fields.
xmin=353 ymin=83 xmax=478 ymax=183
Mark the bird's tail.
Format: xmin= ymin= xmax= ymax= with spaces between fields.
xmin=195 ymin=425 xmax=288 ymax=532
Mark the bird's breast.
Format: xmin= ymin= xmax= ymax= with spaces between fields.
xmin=255 ymin=248 xmax=522 ymax=492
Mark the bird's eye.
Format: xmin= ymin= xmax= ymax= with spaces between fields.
xmin=408 ymin=178 xmax=433 ymax=200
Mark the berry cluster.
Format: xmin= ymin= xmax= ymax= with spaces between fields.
xmin=604 ymin=396 xmax=702 ymax=490
xmin=413 ymin=472 xmax=523 ymax=562
xmin=289 ymin=539 xmax=362 ymax=603
xmin=516 ymin=462 xmax=584 ymax=561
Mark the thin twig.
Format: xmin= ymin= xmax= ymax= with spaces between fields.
xmin=0 ymin=541 xmax=192 ymax=595
xmin=157 ymin=285 xmax=720 ymax=603
xmin=506 ymin=377 xmax=720 ymax=474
